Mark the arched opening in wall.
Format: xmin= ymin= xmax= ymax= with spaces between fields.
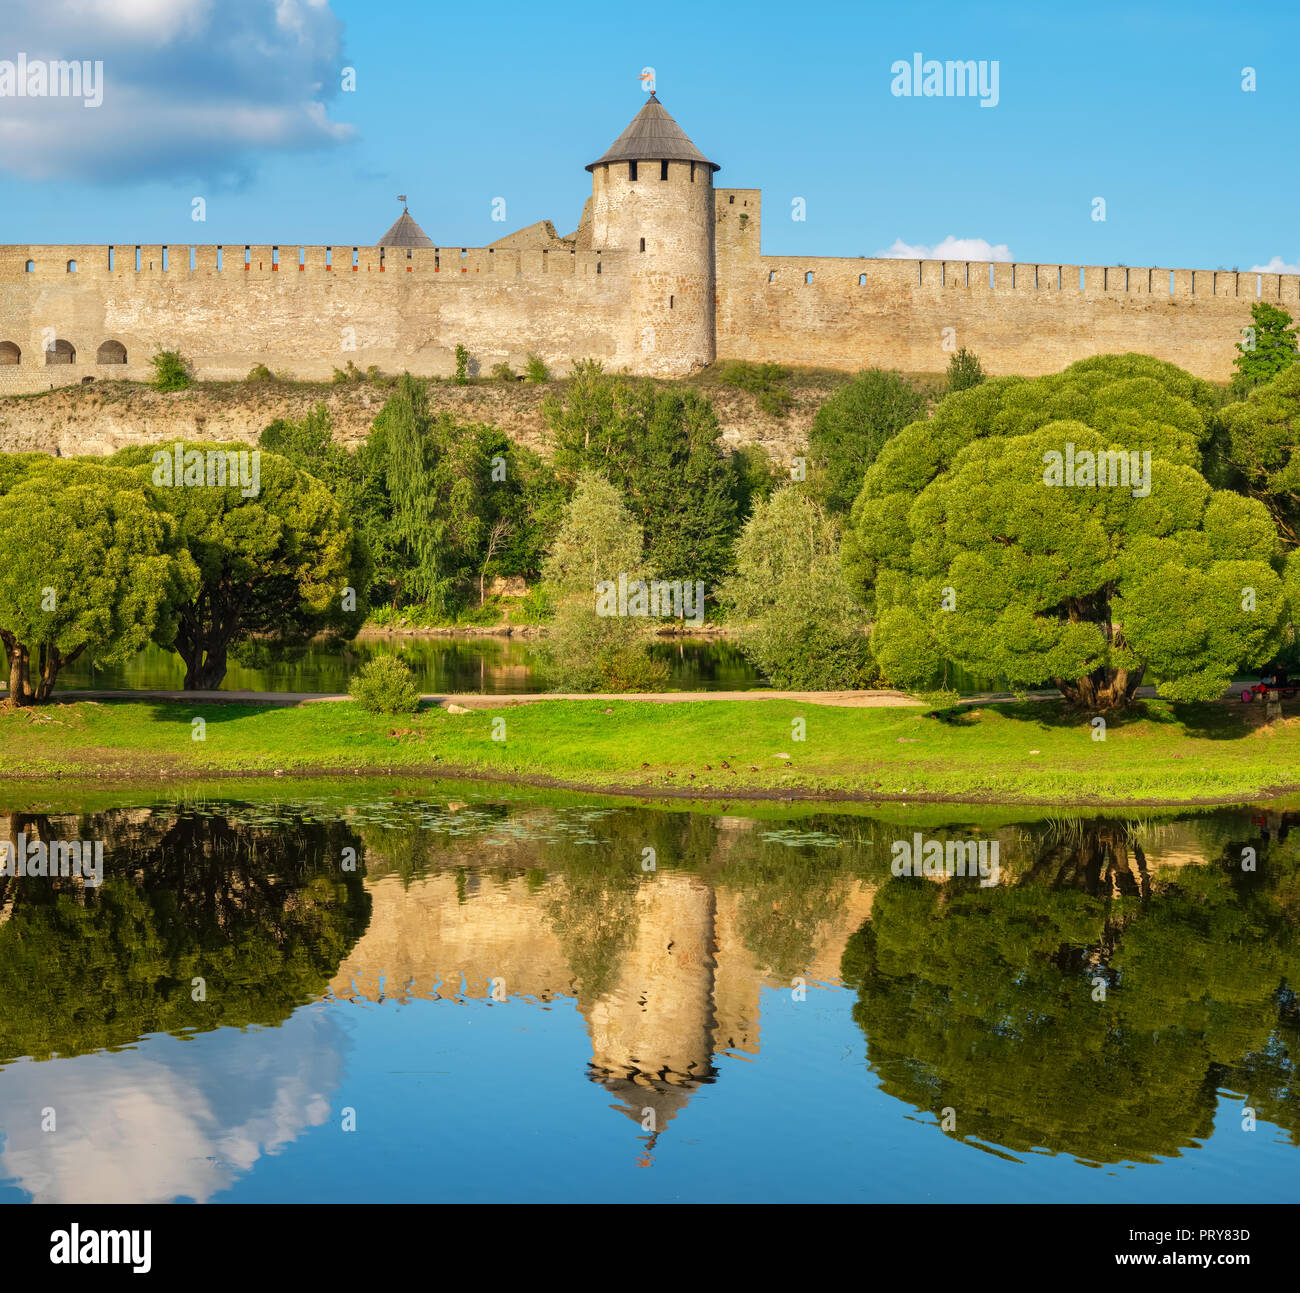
xmin=96 ymin=340 xmax=127 ymax=365
xmin=352 ymin=247 xmax=359 ymax=270
xmin=108 ymin=247 xmax=115 ymax=270
xmin=217 ymin=247 xmax=224 ymax=270
xmin=804 ymin=271 xmax=813 ymax=284
xmin=45 ymin=339 xmax=75 ymax=365
xmin=728 ymin=194 xmax=734 ymax=204
xmin=660 ymin=160 xmax=669 ymax=180
xmin=629 ymin=161 xmax=638 ymax=181
xmin=639 ymin=238 xmax=645 ymax=252
xmin=135 ymin=246 xmax=141 ymax=271
xmin=769 ymin=270 xmax=776 ymax=283
xmin=1080 ymin=267 xmax=1085 ymax=290
xmin=1169 ymin=270 xmax=1175 ymax=294
xmin=66 ymin=259 xmax=77 ymax=273
xmin=325 ymin=247 xmax=332 ymax=269
xmin=859 ymin=273 xmax=867 ymax=285
xmin=24 ymin=260 xmax=34 ymax=273
xmin=162 ymin=246 xmax=170 ymax=270
xmin=191 ymin=246 xmax=197 ymax=270
xmin=1257 ymin=274 xmax=1263 ymax=297
xmin=272 ymin=246 xmax=279 ymax=269
xmin=0 ymin=342 xmax=20 ymax=365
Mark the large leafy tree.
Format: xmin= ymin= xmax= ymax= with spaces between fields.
xmin=110 ymin=441 xmax=368 ymax=689
xmin=547 ymin=360 xmax=742 ymax=589
xmin=849 ymin=355 xmax=1287 ymax=709
xmin=1233 ymin=301 xmax=1299 ymax=391
xmin=0 ymin=457 xmax=198 ymax=703
xmin=807 ymin=367 xmax=928 ymax=514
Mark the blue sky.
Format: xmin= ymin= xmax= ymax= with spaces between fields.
xmin=0 ymin=0 xmax=1294 ymax=271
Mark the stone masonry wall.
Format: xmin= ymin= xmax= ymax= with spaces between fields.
xmin=713 ymin=188 xmax=1284 ymax=380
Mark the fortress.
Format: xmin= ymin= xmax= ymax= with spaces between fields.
xmin=0 ymin=92 xmax=1291 ymax=394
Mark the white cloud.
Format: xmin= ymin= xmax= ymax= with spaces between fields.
xmin=1249 ymin=256 xmax=1300 ymax=275
xmin=876 ymin=235 xmax=1013 ymax=262
xmin=0 ymin=0 xmax=353 ymax=182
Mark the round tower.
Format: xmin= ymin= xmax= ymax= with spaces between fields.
xmin=586 ymin=93 xmax=718 ymax=375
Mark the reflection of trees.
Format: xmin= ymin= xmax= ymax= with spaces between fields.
xmin=841 ymin=818 xmax=1300 ymax=1164
xmin=0 ymin=809 xmax=370 ymax=1064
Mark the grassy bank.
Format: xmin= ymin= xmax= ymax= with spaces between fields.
xmin=2 ymin=695 xmax=1298 ymax=805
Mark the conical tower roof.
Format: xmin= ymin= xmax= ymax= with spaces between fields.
xmin=586 ymin=92 xmax=719 ymax=172
xmin=377 ymin=207 xmax=434 ymax=247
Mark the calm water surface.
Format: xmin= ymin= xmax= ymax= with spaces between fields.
xmin=1 ymin=790 xmax=1295 ymax=1204
xmin=56 ymin=636 xmax=1011 ymax=696
xmin=58 ymin=636 xmax=764 ymax=694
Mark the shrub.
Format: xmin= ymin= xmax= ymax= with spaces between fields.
xmin=454 ymin=344 xmax=470 ymax=385
xmin=491 ymin=361 xmax=515 ymax=382
xmin=246 ymin=363 xmax=274 ymax=382
xmin=719 ymin=360 xmax=793 ymax=417
xmin=348 ymin=655 xmax=421 ymax=714
xmin=525 ymin=353 xmax=550 ymax=383
xmin=151 ymin=349 xmax=194 ymax=392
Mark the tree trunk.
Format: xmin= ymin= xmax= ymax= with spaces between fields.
xmin=181 ymin=642 xmax=228 ymax=690
xmin=1053 ymin=663 xmax=1145 ymax=713
xmin=2 ymin=633 xmax=32 ymax=706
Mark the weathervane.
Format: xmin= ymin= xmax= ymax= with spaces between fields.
xmin=397 ymin=193 xmax=408 ymax=211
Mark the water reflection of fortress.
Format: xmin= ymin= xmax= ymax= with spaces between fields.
xmin=330 ymin=860 xmax=876 ymax=1133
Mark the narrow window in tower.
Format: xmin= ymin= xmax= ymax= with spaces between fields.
xmin=728 ymin=194 xmax=735 ymax=204
xmin=660 ymin=160 xmax=669 ymax=180
xmin=639 ymin=238 xmax=645 ymax=252
xmin=859 ymin=273 xmax=866 ymax=286
xmin=690 ymin=161 xmax=696 ymax=182
xmin=805 ymin=271 xmax=813 ymax=284
xmin=629 ymin=161 xmax=638 ymax=181
xmin=670 ymin=295 xmax=674 ymax=309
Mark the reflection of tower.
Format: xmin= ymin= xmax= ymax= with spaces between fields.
xmin=584 ymin=873 xmax=719 ymax=1136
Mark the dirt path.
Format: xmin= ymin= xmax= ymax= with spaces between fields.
xmin=36 ymin=684 xmax=1197 ymax=708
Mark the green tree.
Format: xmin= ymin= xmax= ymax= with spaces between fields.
xmin=807 ymin=368 xmax=928 ymax=514
xmin=547 ymin=360 xmax=742 ymax=589
xmin=721 ymin=486 xmax=874 ymax=688
xmin=850 ymin=355 xmax=1285 ymax=709
xmin=539 ymin=470 xmax=666 ymax=691
xmin=1234 ymin=301 xmax=1299 ymax=391
xmin=1216 ymin=363 xmax=1300 ymax=547
xmin=258 ymin=404 xmax=360 ymax=508
xmin=110 ymin=441 xmax=368 ymax=689
xmin=357 ymin=377 xmax=488 ymax=611
xmin=0 ymin=458 xmax=198 ymax=703
xmin=944 ymin=346 xmax=986 ymax=394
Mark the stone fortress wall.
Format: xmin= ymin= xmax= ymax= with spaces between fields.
xmin=0 ymin=96 xmax=1286 ymax=396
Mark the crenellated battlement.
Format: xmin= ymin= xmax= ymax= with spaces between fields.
xmin=0 ymin=97 xmax=1273 ymax=397
xmin=0 ymin=243 xmax=613 ymax=281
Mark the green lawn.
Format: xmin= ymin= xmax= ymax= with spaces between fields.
xmin=2 ymin=695 xmax=1297 ymax=805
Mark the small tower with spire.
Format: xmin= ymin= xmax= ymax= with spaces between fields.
xmin=586 ymin=91 xmax=718 ymax=373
